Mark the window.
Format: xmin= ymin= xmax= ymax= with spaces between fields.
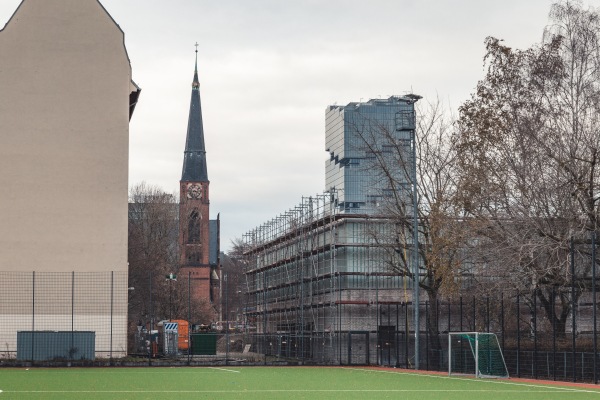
xmin=187 ymin=252 xmax=201 ymax=264
xmin=395 ymin=110 xmax=415 ymax=131
xmin=188 ymin=209 xmax=201 ymax=243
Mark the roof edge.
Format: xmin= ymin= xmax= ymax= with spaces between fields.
xmin=95 ymin=0 xmax=133 ymax=69
xmin=1 ymin=1 xmax=133 ymax=73
xmin=0 ymin=0 xmax=25 ymax=33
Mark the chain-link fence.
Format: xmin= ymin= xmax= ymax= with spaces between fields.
xmin=0 ymin=271 xmax=128 ymax=363
xmin=126 ymin=276 xmax=600 ymax=383
xmin=2 ymin=270 xmax=600 ymax=385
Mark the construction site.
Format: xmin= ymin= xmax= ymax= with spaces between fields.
xmin=242 ymin=192 xmax=416 ymax=366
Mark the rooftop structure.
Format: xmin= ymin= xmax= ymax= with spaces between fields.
xmin=325 ymin=95 xmax=417 ymax=214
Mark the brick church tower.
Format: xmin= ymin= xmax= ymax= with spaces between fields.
xmin=179 ymin=47 xmax=220 ymax=318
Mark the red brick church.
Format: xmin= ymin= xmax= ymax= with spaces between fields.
xmin=178 ymin=47 xmax=220 ymax=319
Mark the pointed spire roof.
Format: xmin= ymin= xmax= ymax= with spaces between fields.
xmin=181 ymin=43 xmax=208 ymax=182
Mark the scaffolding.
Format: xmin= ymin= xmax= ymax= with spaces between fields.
xmin=243 ymin=191 xmax=414 ymax=365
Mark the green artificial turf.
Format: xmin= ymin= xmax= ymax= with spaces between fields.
xmin=1 ymin=366 xmax=599 ymax=400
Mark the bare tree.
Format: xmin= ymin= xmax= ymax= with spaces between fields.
xmin=128 ymin=182 xmax=213 ymax=344
xmin=456 ymin=1 xmax=600 ymax=336
xmin=220 ymin=238 xmax=248 ymax=325
xmin=353 ymin=99 xmax=468 ymax=359
xmin=128 ymin=182 xmax=178 ymax=326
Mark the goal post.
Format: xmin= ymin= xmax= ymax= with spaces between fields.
xmin=448 ymin=332 xmax=509 ymax=379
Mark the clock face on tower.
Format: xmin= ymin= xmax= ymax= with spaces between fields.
xmin=186 ymin=183 xmax=203 ymax=199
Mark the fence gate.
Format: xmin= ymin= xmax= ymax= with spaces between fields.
xmin=377 ymin=326 xmax=397 ymax=367
xmin=348 ymin=331 xmax=370 ymax=365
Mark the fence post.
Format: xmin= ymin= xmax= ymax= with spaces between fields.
xmin=263 ymin=269 xmax=267 ymax=366
xmin=593 ymin=231 xmax=597 ymax=384
xmin=71 ymin=271 xmax=75 ymax=363
xmin=552 ymin=285 xmax=556 ymax=381
xmin=31 ymin=271 xmax=35 ymax=364
xmin=425 ymin=301 xmax=429 ymax=370
xmin=437 ymin=299 xmax=440 ymax=370
xmin=486 ymin=296 xmax=490 ymax=333
xmin=149 ymin=271 xmax=153 ymax=366
xmin=459 ymin=297 xmax=463 ymax=332
xmin=404 ymin=302 xmax=409 ymax=368
xmin=388 ymin=303 xmax=392 ymax=367
xmin=447 ymin=300 xmax=451 ymax=333
xmin=472 ymin=297 xmax=476 ymax=332
xmin=533 ymin=289 xmax=537 ymax=379
xmin=394 ymin=303 xmax=400 ymax=368
xmin=517 ymin=292 xmax=520 ymax=378
xmin=225 ymin=272 xmax=229 ymax=366
xmin=188 ymin=271 xmax=191 ymax=366
xmin=571 ymin=236 xmax=576 ymax=382
xmin=501 ymin=293 xmax=504 ymax=350
xmin=110 ymin=271 xmax=113 ymax=365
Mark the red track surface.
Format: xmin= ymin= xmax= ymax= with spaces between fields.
xmin=351 ymin=366 xmax=600 ymax=390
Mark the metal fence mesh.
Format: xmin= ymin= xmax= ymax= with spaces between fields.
xmin=0 ymin=271 xmax=127 ymax=361
xmin=2 ymin=270 xmax=600 ymax=384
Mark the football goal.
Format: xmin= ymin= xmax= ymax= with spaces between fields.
xmin=448 ymin=332 xmax=509 ymax=379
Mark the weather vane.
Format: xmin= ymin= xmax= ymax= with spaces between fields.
xmin=195 ymin=42 xmax=199 ymax=53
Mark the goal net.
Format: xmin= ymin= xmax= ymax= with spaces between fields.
xmin=448 ymin=332 xmax=509 ymax=378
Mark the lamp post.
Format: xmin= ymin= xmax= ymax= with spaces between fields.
xmin=166 ymin=273 xmax=177 ymax=320
xmin=405 ymin=93 xmax=421 ymax=369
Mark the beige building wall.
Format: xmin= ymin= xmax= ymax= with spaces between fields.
xmin=0 ymin=0 xmax=137 ymax=358
xmin=0 ymin=0 xmax=132 ymax=272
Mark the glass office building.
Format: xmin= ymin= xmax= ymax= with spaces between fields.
xmin=325 ymin=96 xmax=416 ymax=214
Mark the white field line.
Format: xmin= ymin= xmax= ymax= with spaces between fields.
xmin=345 ymin=368 xmax=600 ymax=395
xmin=10 ymin=369 xmax=235 ymax=374
xmin=207 ymin=367 xmax=240 ymax=373
xmin=1 ymin=389 xmax=594 ymax=394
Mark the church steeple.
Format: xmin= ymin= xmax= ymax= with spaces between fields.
xmin=181 ymin=43 xmax=208 ymax=182
xmin=178 ymin=43 xmax=219 ymax=319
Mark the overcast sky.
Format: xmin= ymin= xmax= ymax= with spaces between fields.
xmin=2 ymin=0 xmax=597 ymax=251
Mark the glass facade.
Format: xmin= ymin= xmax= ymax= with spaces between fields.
xmin=325 ymin=96 xmax=416 ymax=215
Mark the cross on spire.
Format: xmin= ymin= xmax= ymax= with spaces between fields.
xmin=193 ymin=42 xmax=199 ymax=88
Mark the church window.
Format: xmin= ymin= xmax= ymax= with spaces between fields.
xmin=188 ymin=209 xmax=201 ymax=243
xmin=187 ymin=252 xmax=201 ymax=264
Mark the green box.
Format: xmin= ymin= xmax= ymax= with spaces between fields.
xmin=17 ymin=331 xmax=95 ymax=361
xmin=190 ymin=333 xmax=217 ymax=355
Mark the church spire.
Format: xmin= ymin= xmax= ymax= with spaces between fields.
xmin=192 ymin=42 xmax=200 ymax=90
xmin=181 ymin=43 xmax=208 ymax=182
